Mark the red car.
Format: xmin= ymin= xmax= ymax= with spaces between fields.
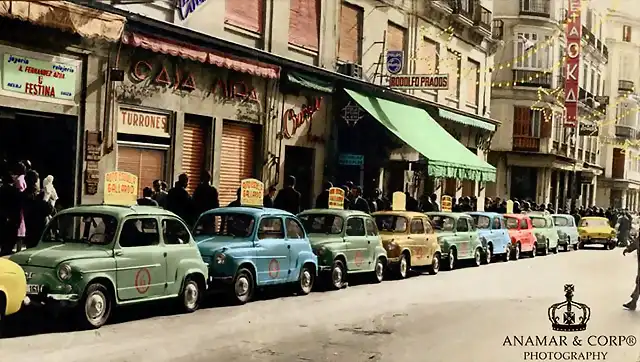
xmin=504 ymin=214 xmax=537 ymax=260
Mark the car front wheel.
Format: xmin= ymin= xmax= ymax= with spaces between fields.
xmin=232 ymin=268 xmax=255 ymax=304
xmin=77 ymin=283 xmax=112 ymax=330
xmin=330 ymin=260 xmax=346 ymax=289
xmin=179 ymin=277 xmax=201 ymax=313
xmin=372 ymin=257 xmax=385 ymax=283
xmin=484 ymin=244 xmax=493 ymax=265
xmin=297 ymin=265 xmax=314 ymax=295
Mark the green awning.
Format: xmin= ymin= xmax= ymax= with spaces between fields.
xmin=345 ymin=89 xmax=496 ymax=182
xmin=438 ymin=109 xmax=496 ymax=132
xmin=287 ymin=71 xmax=334 ymax=93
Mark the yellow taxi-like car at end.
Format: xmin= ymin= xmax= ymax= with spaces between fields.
xmin=0 ymin=257 xmax=27 ymax=335
xmin=577 ymin=217 xmax=617 ymax=250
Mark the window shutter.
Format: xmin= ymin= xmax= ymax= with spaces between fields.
xmin=289 ymin=0 xmax=320 ymax=50
xmin=416 ymin=37 xmax=437 ymax=73
xmin=386 ymin=22 xmax=405 ymax=53
xmin=612 ymin=148 xmax=626 ymax=179
xmin=225 ymin=0 xmax=264 ymax=33
xmin=540 ymin=111 xmax=552 ymax=138
xmin=466 ymin=59 xmax=479 ymax=105
xmin=513 ymin=106 xmax=531 ymax=136
xmin=338 ymin=3 xmax=362 ymax=63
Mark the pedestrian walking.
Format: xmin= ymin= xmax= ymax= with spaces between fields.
xmin=264 ymin=185 xmax=277 ymax=208
xmin=166 ymin=173 xmax=195 ymax=226
xmin=0 ymin=170 xmax=21 ymax=256
xmin=22 ymin=170 xmax=54 ymax=249
xmin=137 ymin=187 xmax=159 ymax=206
xmin=14 ymin=162 xmax=26 ymax=252
xmin=314 ymin=181 xmax=332 ymax=209
xmin=192 ymin=171 xmax=220 ymax=216
xmin=152 ymin=179 xmax=168 ymax=208
xmin=622 ymin=235 xmax=639 ymax=311
xmin=618 ymin=212 xmax=631 ymax=247
xmin=274 ymin=175 xmax=301 ymax=214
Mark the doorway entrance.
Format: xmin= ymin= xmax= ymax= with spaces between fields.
xmin=283 ymin=146 xmax=315 ymax=210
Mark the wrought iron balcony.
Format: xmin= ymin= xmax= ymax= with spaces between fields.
xmin=582 ymin=25 xmax=596 ymax=48
xmin=619 ymin=79 xmax=635 ymax=93
xmin=472 ymin=1 xmax=492 ymax=35
xmin=519 ymin=0 xmax=551 ymax=18
xmin=429 ymin=0 xmax=454 ymax=14
xmin=513 ymin=136 xmax=541 ymax=152
xmin=615 ymin=125 xmax=638 ymax=139
xmin=513 ymin=69 xmax=552 ymax=88
xmin=603 ymin=43 xmax=608 ymax=58
xmin=449 ymin=0 xmax=474 ymax=21
xmin=578 ymin=87 xmax=596 ymax=109
xmin=492 ymin=19 xmax=504 ymax=39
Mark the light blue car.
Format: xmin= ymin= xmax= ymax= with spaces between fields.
xmin=468 ymin=212 xmax=512 ymax=262
xmin=551 ymin=214 xmax=579 ymax=251
xmin=193 ymin=207 xmax=318 ymax=304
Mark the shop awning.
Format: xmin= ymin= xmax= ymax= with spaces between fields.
xmin=438 ymin=109 xmax=496 ymax=132
xmin=345 ymin=89 xmax=496 ymax=182
xmin=287 ymin=71 xmax=334 ymax=93
xmin=0 ymin=1 xmax=125 ymax=42
xmin=122 ymin=32 xmax=280 ymax=79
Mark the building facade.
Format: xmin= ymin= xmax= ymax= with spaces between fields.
xmin=489 ymin=0 xmax=607 ymax=210
xmin=596 ymin=9 xmax=640 ymax=211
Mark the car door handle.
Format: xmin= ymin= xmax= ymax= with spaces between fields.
xmin=287 ymin=245 xmax=291 ymax=249
xmin=255 ymin=242 xmax=261 ymax=247
xmin=114 ymin=250 xmax=123 ymax=256
xmin=163 ymin=252 xmax=167 ymax=257
xmin=368 ymin=240 xmax=371 ymax=244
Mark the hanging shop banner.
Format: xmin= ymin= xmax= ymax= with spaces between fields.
xmin=564 ymin=0 xmax=581 ymax=128
xmin=328 ymin=187 xmax=345 ymax=210
xmin=2 ymin=53 xmax=78 ymax=101
xmin=388 ymin=74 xmax=449 ymax=90
xmin=392 ymin=192 xmax=406 ymax=211
xmin=240 ymin=178 xmax=264 ymax=207
xmin=117 ymin=107 xmax=170 ymax=138
xmin=578 ymin=120 xmax=598 ymax=137
xmin=104 ymin=171 xmax=138 ymax=206
xmin=441 ymin=195 xmax=452 ymax=212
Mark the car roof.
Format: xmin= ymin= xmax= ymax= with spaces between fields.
xmin=300 ymin=209 xmax=370 ymax=217
xmin=57 ymin=204 xmax=179 ymax=218
xmin=504 ymin=213 xmax=529 ymax=219
xmin=201 ymin=206 xmax=295 ymax=218
xmin=426 ymin=212 xmax=471 ymax=218
xmin=581 ymin=216 xmax=608 ymax=220
xmin=551 ymin=214 xmax=572 ymax=218
xmin=372 ymin=211 xmax=429 ymax=218
xmin=468 ymin=211 xmax=501 ymax=217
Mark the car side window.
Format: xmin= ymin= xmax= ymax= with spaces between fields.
xmin=493 ymin=218 xmax=501 ymax=229
xmin=258 ymin=217 xmax=285 ymax=239
xmin=568 ymin=218 xmax=574 ymax=227
xmin=520 ymin=219 xmax=528 ymax=229
xmin=456 ymin=218 xmax=469 ymax=232
xmin=424 ymin=219 xmax=434 ymax=234
xmin=120 ymin=218 xmax=160 ymax=248
xmin=467 ymin=218 xmax=476 ymax=231
xmin=162 ymin=218 xmax=191 ymax=245
xmin=410 ymin=218 xmax=425 ymax=234
xmin=346 ymin=217 xmax=365 ymax=237
xmin=365 ymin=218 xmax=378 ymax=236
xmin=285 ymin=218 xmax=305 ymax=239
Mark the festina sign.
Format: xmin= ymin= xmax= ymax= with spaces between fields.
xmin=564 ymin=0 xmax=581 ymax=128
xmin=388 ymin=74 xmax=449 ymax=90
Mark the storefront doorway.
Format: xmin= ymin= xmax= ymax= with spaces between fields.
xmin=0 ymin=109 xmax=78 ymax=208
xmin=283 ymin=145 xmax=314 ymax=210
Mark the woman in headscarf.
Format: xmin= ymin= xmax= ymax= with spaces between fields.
xmin=22 ymin=170 xmax=54 ymax=249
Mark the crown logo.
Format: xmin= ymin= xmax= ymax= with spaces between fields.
xmin=548 ymin=284 xmax=591 ymax=332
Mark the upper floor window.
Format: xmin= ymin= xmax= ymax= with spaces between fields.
xmin=442 ymin=49 xmax=460 ymax=100
xmin=467 ymin=58 xmax=480 ymax=106
xmin=513 ymin=106 xmax=542 ymax=137
xmin=515 ymin=33 xmax=551 ymax=69
xmin=289 ymin=0 xmax=320 ymax=51
xmin=416 ymin=37 xmax=438 ymax=74
xmin=623 ymin=25 xmax=632 ymax=42
xmin=225 ymin=0 xmax=264 ymax=34
xmin=386 ymin=22 xmax=406 ymax=73
xmin=338 ymin=2 xmax=363 ymax=64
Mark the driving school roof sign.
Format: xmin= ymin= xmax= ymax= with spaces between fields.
xmin=388 ymin=74 xmax=449 ymax=90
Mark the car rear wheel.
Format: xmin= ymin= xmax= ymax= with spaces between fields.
xmin=473 ymin=248 xmax=482 ymax=267
xmin=427 ymin=253 xmax=440 ymax=275
xmin=542 ymin=242 xmax=549 ymax=256
xmin=484 ymin=244 xmax=493 ymax=265
xmin=297 ymin=265 xmax=314 ymax=295
xmin=330 ymin=260 xmax=346 ymax=290
xmin=77 ymin=283 xmax=112 ymax=330
xmin=397 ymin=253 xmax=410 ymax=279
xmin=179 ymin=277 xmax=201 ymax=313
xmin=232 ymin=268 xmax=255 ymax=304
xmin=372 ymin=257 xmax=385 ymax=283
xmin=445 ymin=249 xmax=457 ymax=271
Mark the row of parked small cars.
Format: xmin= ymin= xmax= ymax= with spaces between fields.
xmin=0 ymin=204 xmax=618 ymax=332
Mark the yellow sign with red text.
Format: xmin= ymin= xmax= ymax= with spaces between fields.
xmin=441 ymin=195 xmax=452 ymax=212
xmin=328 ymin=187 xmax=345 ymax=209
xmin=104 ymin=171 xmax=138 ymax=205
xmin=240 ymin=178 xmax=264 ymax=207
xmin=392 ymin=192 xmax=406 ymax=211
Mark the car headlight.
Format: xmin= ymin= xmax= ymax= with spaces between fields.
xmin=215 ymin=253 xmax=226 ymax=264
xmin=57 ymin=263 xmax=72 ymax=281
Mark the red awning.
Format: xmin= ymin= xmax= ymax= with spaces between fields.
xmin=122 ymin=32 xmax=280 ymax=79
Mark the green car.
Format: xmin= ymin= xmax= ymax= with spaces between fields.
xmin=425 ymin=212 xmax=484 ymax=270
xmin=298 ymin=209 xmax=388 ymax=289
xmin=10 ymin=205 xmax=208 ymax=329
xmin=528 ymin=212 xmax=560 ymax=255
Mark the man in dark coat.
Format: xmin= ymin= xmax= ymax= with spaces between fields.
xmin=618 ymin=212 xmax=632 ymax=247
xmin=315 ymin=181 xmax=333 ymax=209
xmin=137 ymin=187 xmax=159 ymax=206
xmin=274 ymin=175 xmax=302 ymax=214
xmin=264 ymin=186 xmax=277 ymax=208
xmin=623 ymin=235 xmax=639 ymax=310
xmin=167 ymin=173 xmax=194 ymax=225
xmin=152 ymin=180 xmax=168 ymax=208
xmin=192 ymin=171 xmax=220 ymax=216
xmin=349 ymin=186 xmax=371 ymax=213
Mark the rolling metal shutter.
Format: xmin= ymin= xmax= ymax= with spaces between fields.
xmin=117 ymin=146 xmax=165 ymax=198
xmin=182 ymin=121 xmax=206 ymax=195
xmin=219 ymin=122 xmax=255 ymax=206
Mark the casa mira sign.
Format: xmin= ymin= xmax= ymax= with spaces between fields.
xmin=2 ymin=53 xmax=78 ymax=101
xmin=388 ymin=74 xmax=449 ymax=90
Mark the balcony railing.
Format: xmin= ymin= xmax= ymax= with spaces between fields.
xmin=582 ymin=25 xmax=596 ymax=48
xmin=513 ymin=69 xmax=552 ymax=88
xmin=579 ymin=87 xmax=596 ymax=109
xmin=519 ymin=0 xmax=551 ymax=18
xmin=619 ymin=79 xmax=635 ymax=92
xmin=603 ymin=43 xmax=608 ymax=58
xmin=513 ymin=136 xmax=541 ymax=152
xmin=492 ymin=19 xmax=504 ymax=39
xmin=448 ymin=0 xmax=473 ymax=19
xmin=473 ymin=1 xmax=492 ymax=32
xmin=615 ymin=125 xmax=638 ymax=139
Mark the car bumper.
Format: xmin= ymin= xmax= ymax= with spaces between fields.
xmin=580 ymin=237 xmax=615 ymax=245
xmin=22 ymin=293 xmax=80 ymax=310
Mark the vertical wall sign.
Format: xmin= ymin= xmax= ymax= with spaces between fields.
xmin=564 ymin=0 xmax=581 ymax=128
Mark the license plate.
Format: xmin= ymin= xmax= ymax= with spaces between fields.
xmin=26 ymin=284 xmax=43 ymax=294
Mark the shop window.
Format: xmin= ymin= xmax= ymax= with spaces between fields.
xmin=225 ymin=0 xmax=264 ymax=33
xmin=338 ymin=2 xmax=363 ymax=64
xmin=386 ymin=22 xmax=406 ymax=72
xmin=289 ymin=0 xmax=320 ymax=50
xmin=416 ymin=36 xmax=438 ymax=74
xmin=623 ymin=25 xmax=632 ymax=42
xmin=467 ymin=58 xmax=480 ymax=105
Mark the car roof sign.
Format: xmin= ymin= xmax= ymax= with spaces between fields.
xmin=328 ymin=187 xmax=345 ymax=209
xmin=240 ymin=178 xmax=264 ymax=207
xmin=392 ymin=192 xmax=406 ymax=211
xmin=103 ymin=171 xmax=138 ymax=206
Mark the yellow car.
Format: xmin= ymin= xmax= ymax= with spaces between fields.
xmin=577 ymin=217 xmax=617 ymax=250
xmin=1 ymin=257 xmax=27 ymax=335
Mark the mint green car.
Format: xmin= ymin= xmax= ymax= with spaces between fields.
xmin=528 ymin=213 xmax=559 ymax=255
xmin=425 ymin=212 xmax=484 ymax=270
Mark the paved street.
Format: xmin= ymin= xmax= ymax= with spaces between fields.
xmin=1 ymin=247 xmax=639 ymax=362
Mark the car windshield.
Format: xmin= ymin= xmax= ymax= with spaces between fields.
xmin=471 ymin=215 xmax=491 ymax=229
xmin=579 ymin=218 xmax=608 ymax=227
xmin=193 ymin=213 xmax=255 ymax=238
xmin=505 ymin=217 xmax=519 ymax=230
xmin=429 ymin=215 xmax=455 ymax=232
xmin=531 ymin=217 xmax=547 ymax=228
xmin=42 ymin=213 xmax=118 ymax=245
xmin=553 ymin=216 xmax=570 ymax=227
xmin=298 ymin=214 xmax=344 ymax=234
xmin=374 ymin=215 xmax=408 ymax=233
